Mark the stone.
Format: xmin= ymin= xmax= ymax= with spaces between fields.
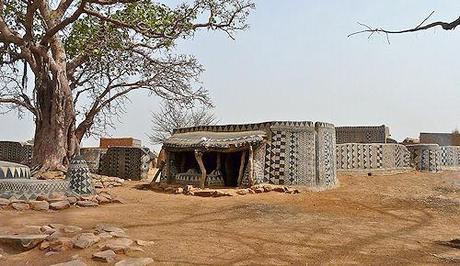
xmin=95 ymin=225 xmax=126 ymax=235
xmin=136 ymin=240 xmax=154 ymax=247
xmin=273 ymin=187 xmax=286 ymax=193
xmin=76 ymin=200 xmax=98 ymax=207
xmin=236 ymin=189 xmax=250 ymax=195
xmin=40 ymin=225 xmax=56 ymax=235
xmin=101 ymin=238 xmax=133 ymax=254
xmin=36 ymin=195 xmax=49 ymax=201
xmin=48 ymin=196 xmax=68 ymax=202
xmin=213 ymin=190 xmax=232 ymax=197
xmin=193 ymin=190 xmax=215 ymax=197
xmin=29 ymin=200 xmax=49 ymax=211
xmin=11 ymin=202 xmax=30 ymax=211
xmin=99 ymin=192 xmax=112 ymax=200
xmin=92 ymin=250 xmax=116 ymax=263
xmin=49 ymin=237 xmax=73 ymax=252
xmin=46 ymin=231 xmax=64 ymax=241
xmin=110 ymin=231 xmax=129 ymax=238
xmin=63 ymin=225 xmax=82 ymax=234
xmin=39 ymin=241 xmax=50 ymax=250
xmin=97 ymin=232 xmax=112 ymax=239
xmin=96 ymin=195 xmax=111 ymax=204
xmin=50 ymin=260 xmax=87 ymax=266
xmin=263 ymin=185 xmax=274 ymax=192
xmin=253 ymin=188 xmax=265 ymax=194
xmin=72 ymin=233 xmax=100 ymax=249
xmin=67 ymin=197 xmax=78 ymax=204
xmin=115 ymin=257 xmax=154 ymax=266
xmin=0 ymin=198 xmax=10 ymax=207
xmin=50 ymin=200 xmax=70 ymax=210
xmin=183 ymin=185 xmax=195 ymax=194
xmin=0 ymin=234 xmax=47 ymax=251
xmin=174 ymin=187 xmax=184 ymax=194
xmin=111 ymin=197 xmax=126 ymax=204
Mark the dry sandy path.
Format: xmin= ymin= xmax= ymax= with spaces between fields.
xmin=1 ymin=171 xmax=459 ymax=265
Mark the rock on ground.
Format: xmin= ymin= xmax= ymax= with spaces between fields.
xmin=72 ymin=233 xmax=100 ymax=249
xmin=11 ymin=202 xmax=30 ymax=211
xmin=49 ymin=201 xmax=70 ymax=210
xmin=92 ymin=250 xmax=116 ymax=263
xmin=0 ymin=234 xmax=47 ymax=251
xmin=76 ymin=201 xmax=99 ymax=207
xmin=115 ymin=257 xmax=154 ymax=266
xmin=29 ymin=201 xmax=49 ymax=211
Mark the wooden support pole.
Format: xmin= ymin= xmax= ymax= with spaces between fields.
xmin=216 ymin=153 xmax=222 ymax=171
xmin=195 ymin=150 xmax=206 ymax=189
xmin=237 ymin=150 xmax=247 ymax=187
xmin=248 ymin=145 xmax=254 ymax=187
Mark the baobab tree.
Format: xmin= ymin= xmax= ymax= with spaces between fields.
xmin=349 ymin=11 xmax=460 ymax=42
xmin=0 ymin=0 xmax=255 ymax=172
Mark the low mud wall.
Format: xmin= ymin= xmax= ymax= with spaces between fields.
xmin=336 ymin=143 xmax=411 ymax=173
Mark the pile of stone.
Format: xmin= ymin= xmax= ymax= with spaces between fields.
xmin=151 ymin=184 xmax=301 ymax=197
xmin=91 ymin=174 xmax=125 ymax=189
xmin=0 ymin=190 xmax=124 ymax=212
xmin=0 ymin=224 xmax=154 ymax=265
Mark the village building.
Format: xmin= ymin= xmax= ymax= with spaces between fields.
xmin=160 ymin=121 xmax=337 ymax=189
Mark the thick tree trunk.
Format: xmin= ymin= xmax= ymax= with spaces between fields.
xmin=32 ymin=65 xmax=78 ymax=172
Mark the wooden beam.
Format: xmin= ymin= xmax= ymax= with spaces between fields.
xmin=194 ymin=150 xmax=206 ymax=189
xmin=216 ymin=153 xmax=222 ymax=171
xmin=247 ymin=145 xmax=254 ymax=186
xmin=237 ymin=150 xmax=247 ymax=186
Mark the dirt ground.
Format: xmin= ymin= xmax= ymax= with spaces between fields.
xmin=1 ymin=171 xmax=459 ymax=265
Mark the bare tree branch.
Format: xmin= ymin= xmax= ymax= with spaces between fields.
xmin=348 ymin=11 xmax=460 ymax=40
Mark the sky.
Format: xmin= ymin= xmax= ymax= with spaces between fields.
xmin=1 ymin=0 xmax=460 ymax=151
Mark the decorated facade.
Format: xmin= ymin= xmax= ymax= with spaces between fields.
xmin=161 ymin=121 xmax=337 ymax=189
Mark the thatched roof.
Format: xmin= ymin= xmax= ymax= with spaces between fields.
xmin=163 ymin=130 xmax=267 ymax=150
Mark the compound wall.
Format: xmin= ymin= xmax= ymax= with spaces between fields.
xmin=406 ymin=144 xmax=441 ymax=172
xmin=0 ymin=141 xmax=33 ymax=165
xmin=420 ymin=133 xmax=460 ymax=146
xmin=440 ymin=146 xmax=460 ymax=170
xmin=336 ymin=143 xmax=411 ymax=172
xmin=336 ymin=125 xmax=389 ymax=144
xmin=99 ymin=147 xmax=154 ymax=180
xmin=80 ymin=147 xmax=107 ymax=173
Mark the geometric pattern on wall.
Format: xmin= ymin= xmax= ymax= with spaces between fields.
xmin=408 ymin=145 xmax=441 ymax=172
xmin=263 ymin=130 xmax=287 ymax=185
xmin=337 ymin=143 xmax=410 ymax=170
xmin=296 ymin=131 xmax=316 ymax=186
xmin=439 ymin=146 xmax=460 ymax=168
xmin=335 ymin=125 xmax=387 ymax=144
xmin=286 ymin=132 xmax=299 ymax=185
xmin=99 ymin=147 xmax=153 ymax=180
xmin=253 ymin=144 xmax=266 ymax=184
xmin=0 ymin=179 xmax=70 ymax=200
xmin=317 ymin=127 xmax=337 ymax=187
xmin=67 ymin=156 xmax=95 ymax=196
xmin=0 ymin=141 xmax=33 ymax=166
xmin=0 ymin=162 xmax=31 ymax=179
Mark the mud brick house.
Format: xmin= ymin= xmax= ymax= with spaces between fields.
xmin=161 ymin=121 xmax=337 ymax=189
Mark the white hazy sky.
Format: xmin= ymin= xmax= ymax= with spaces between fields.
xmin=1 ymin=0 xmax=459 ymax=152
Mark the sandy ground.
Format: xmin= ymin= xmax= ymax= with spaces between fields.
xmin=1 ymin=171 xmax=459 ymax=265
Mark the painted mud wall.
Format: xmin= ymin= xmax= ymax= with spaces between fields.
xmin=336 ymin=125 xmax=389 ymax=144
xmin=0 ymin=141 xmax=33 ymax=165
xmin=336 ymin=143 xmax=410 ymax=171
xmin=163 ymin=121 xmax=337 ymax=188
xmin=420 ymin=133 xmax=460 ymax=146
